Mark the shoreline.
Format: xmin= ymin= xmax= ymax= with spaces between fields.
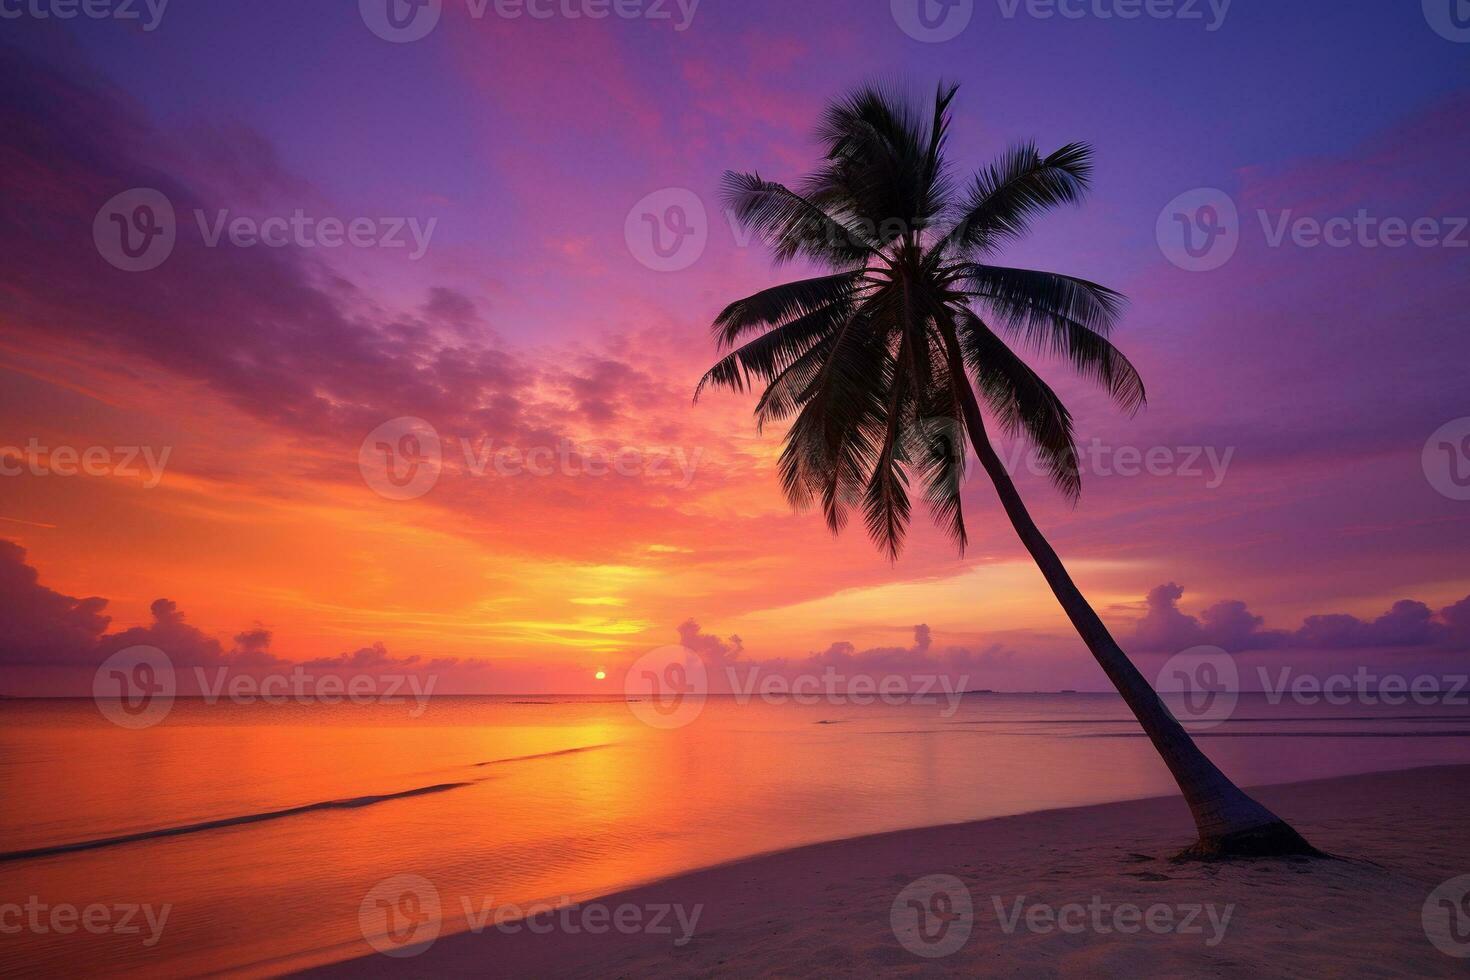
xmin=306 ymin=764 xmax=1470 ymax=977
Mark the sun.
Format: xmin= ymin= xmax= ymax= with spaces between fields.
xmin=594 ymin=670 xmax=606 ymax=681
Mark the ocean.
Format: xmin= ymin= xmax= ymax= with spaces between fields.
xmin=4 ymin=692 xmax=1469 ymax=976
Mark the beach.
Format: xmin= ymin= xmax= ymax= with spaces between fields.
xmin=313 ymin=765 xmax=1470 ymax=977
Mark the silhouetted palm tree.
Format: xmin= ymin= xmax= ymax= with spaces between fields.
xmin=697 ymin=82 xmax=1316 ymax=857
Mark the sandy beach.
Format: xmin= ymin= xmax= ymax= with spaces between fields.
xmin=312 ymin=764 xmax=1470 ymax=977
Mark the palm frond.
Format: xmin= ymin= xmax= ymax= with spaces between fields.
xmin=711 ymin=272 xmax=864 ymax=348
xmin=697 ymin=298 xmax=852 ymax=399
xmin=960 ymin=264 xmax=1145 ymax=414
xmin=721 ymin=172 xmax=877 ymax=267
xmin=938 ymin=142 xmax=1093 ymax=256
xmin=953 ymin=308 xmax=1082 ymax=500
xmin=904 ymin=380 xmax=969 ymax=554
xmin=777 ymin=314 xmax=892 ymax=531
xmin=804 ymin=82 xmax=956 ymax=244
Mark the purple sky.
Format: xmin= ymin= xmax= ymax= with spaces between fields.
xmin=2 ymin=1 xmax=1468 ymax=692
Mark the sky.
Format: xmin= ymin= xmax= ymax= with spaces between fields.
xmin=1 ymin=0 xmax=1468 ymax=693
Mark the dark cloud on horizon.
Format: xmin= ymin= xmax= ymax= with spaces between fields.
xmin=0 ymin=540 xmax=428 ymax=672
xmin=1134 ymin=582 xmax=1470 ymax=654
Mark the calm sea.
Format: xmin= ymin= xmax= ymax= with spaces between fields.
xmin=3 ymin=693 xmax=1469 ymax=976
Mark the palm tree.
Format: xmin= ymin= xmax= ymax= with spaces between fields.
xmin=696 ymin=82 xmax=1317 ymax=858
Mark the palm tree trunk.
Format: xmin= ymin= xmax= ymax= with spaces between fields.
xmin=952 ymin=385 xmax=1319 ymax=858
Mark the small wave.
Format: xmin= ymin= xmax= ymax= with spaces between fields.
xmin=0 ymin=781 xmax=473 ymax=865
xmin=475 ymin=744 xmax=614 ymax=767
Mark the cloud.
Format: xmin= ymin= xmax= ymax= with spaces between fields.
xmin=0 ymin=540 xmax=437 ymax=676
xmin=1294 ymin=600 xmax=1443 ymax=651
xmin=1133 ymin=583 xmax=1469 ymax=653
xmin=94 ymin=599 xmax=287 ymax=668
xmin=299 ymin=642 xmax=473 ymax=672
xmin=0 ymin=539 xmax=111 ymax=665
xmin=805 ymin=624 xmax=1012 ymax=674
xmin=676 ymin=618 xmax=744 ymax=667
xmin=675 ymin=619 xmax=1012 ymax=684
